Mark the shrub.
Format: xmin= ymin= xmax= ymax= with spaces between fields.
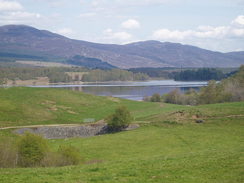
xmin=107 ymin=106 xmax=133 ymax=131
xmin=0 ymin=138 xmax=17 ymax=168
xmin=150 ymin=93 xmax=161 ymax=102
xmin=57 ymin=145 xmax=81 ymax=166
xmin=1 ymin=134 xmax=82 ymax=168
xmin=162 ymin=89 xmax=198 ymax=105
xmin=40 ymin=152 xmax=62 ymax=167
xmin=142 ymin=96 xmax=151 ymax=102
xmin=17 ymin=132 xmax=48 ymax=167
xmin=163 ymin=89 xmax=182 ymax=104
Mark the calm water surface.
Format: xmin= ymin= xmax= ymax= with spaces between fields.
xmin=32 ymin=80 xmax=208 ymax=101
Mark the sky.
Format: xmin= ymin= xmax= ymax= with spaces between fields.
xmin=0 ymin=0 xmax=244 ymax=52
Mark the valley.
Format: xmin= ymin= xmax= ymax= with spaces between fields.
xmin=0 ymin=87 xmax=243 ymax=183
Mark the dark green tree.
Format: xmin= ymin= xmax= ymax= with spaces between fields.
xmin=107 ymin=106 xmax=133 ymax=131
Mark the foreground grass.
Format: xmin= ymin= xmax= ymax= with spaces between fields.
xmin=0 ymin=117 xmax=243 ymax=183
xmin=0 ymin=87 xmax=243 ymax=182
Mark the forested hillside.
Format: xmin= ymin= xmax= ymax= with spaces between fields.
xmin=0 ymin=67 xmax=149 ymax=85
xmin=173 ymin=68 xmax=235 ymax=81
xmin=82 ymin=69 xmax=149 ymax=82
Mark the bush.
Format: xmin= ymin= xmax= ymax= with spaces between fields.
xmin=107 ymin=106 xmax=133 ymax=131
xmin=163 ymin=89 xmax=182 ymax=104
xmin=17 ymin=132 xmax=48 ymax=167
xmin=150 ymin=93 xmax=161 ymax=102
xmin=57 ymin=145 xmax=81 ymax=166
xmin=0 ymin=138 xmax=17 ymax=168
xmin=0 ymin=133 xmax=82 ymax=168
xmin=142 ymin=96 xmax=151 ymax=102
xmin=162 ymin=89 xmax=198 ymax=105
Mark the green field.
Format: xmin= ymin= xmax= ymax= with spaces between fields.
xmin=0 ymin=87 xmax=169 ymax=127
xmin=0 ymin=87 xmax=243 ymax=183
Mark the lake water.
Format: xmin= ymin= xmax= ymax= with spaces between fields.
xmin=32 ymin=80 xmax=208 ymax=101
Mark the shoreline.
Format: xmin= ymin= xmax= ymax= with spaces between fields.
xmin=1 ymin=80 xmax=152 ymax=87
xmin=0 ymin=79 xmax=209 ymax=88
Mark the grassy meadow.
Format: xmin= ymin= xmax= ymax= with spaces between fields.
xmin=0 ymin=87 xmax=169 ymax=127
xmin=0 ymin=87 xmax=243 ymax=183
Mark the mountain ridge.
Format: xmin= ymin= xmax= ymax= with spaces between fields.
xmin=0 ymin=24 xmax=244 ymax=68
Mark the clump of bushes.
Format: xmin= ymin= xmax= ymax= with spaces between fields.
xmin=17 ymin=132 xmax=48 ymax=167
xmin=143 ymin=93 xmax=161 ymax=102
xmin=57 ymin=145 xmax=81 ymax=166
xmin=163 ymin=88 xmax=198 ymax=105
xmin=0 ymin=132 xmax=81 ymax=168
xmin=150 ymin=93 xmax=161 ymax=102
xmin=107 ymin=106 xmax=133 ymax=131
xmin=40 ymin=145 xmax=82 ymax=167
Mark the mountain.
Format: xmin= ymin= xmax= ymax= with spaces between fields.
xmin=0 ymin=24 xmax=244 ymax=69
xmin=66 ymin=55 xmax=116 ymax=69
xmin=225 ymin=51 xmax=244 ymax=63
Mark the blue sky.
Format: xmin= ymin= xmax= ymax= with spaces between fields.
xmin=0 ymin=0 xmax=243 ymax=52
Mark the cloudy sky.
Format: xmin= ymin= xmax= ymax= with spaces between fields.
xmin=0 ymin=0 xmax=244 ymax=52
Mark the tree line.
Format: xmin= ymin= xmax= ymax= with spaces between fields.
xmin=129 ymin=67 xmax=236 ymax=81
xmin=82 ymin=69 xmax=149 ymax=82
xmin=0 ymin=67 xmax=88 ymax=84
xmin=173 ymin=68 xmax=235 ymax=81
xmin=128 ymin=67 xmax=177 ymax=79
xmin=0 ymin=66 xmax=236 ymax=85
xmin=0 ymin=67 xmax=149 ymax=84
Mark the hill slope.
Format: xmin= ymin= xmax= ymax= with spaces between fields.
xmin=0 ymin=25 xmax=244 ymax=68
xmin=0 ymin=87 xmax=166 ymax=127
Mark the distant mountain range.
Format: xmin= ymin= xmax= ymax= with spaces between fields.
xmin=0 ymin=24 xmax=244 ymax=69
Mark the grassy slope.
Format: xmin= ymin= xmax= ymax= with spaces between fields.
xmin=0 ymin=87 xmax=169 ymax=127
xmin=0 ymin=87 xmax=243 ymax=183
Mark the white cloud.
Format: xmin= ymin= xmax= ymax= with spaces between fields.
xmin=113 ymin=32 xmax=132 ymax=40
xmin=104 ymin=28 xmax=113 ymax=34
xmin=36 ymin=0 xmax=68 ymax=8
xmin=153 ymin=29 xmax=192 ymax=40
xmin=121 ymin=19 xmax=140 ymax=29
xmin=232 ymin=28 xmax=244 ymax=36
xmin=103 ymin=28 xmax=132 ymax=42
xmin=0 ymin=11 xmax=41 ymax=25
xmin=0 ymin=0 xmax=23 ymax=11
xmin=152 ymin=15 xmax=244 ymax=41
xmin=88 ymin=0 xmax=177 ymax=13
xmin=56 ymin=28 xmax=75 ymax=36
xmin=232 ymin=15 xmax=244 ymax=26
xmin=9 ymin=11 xmax=40 ymax=19
xmin=0 ymin=0 xmax=44 ymax=25
xmin=91 ymin=0 xmax=100 ymax=7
